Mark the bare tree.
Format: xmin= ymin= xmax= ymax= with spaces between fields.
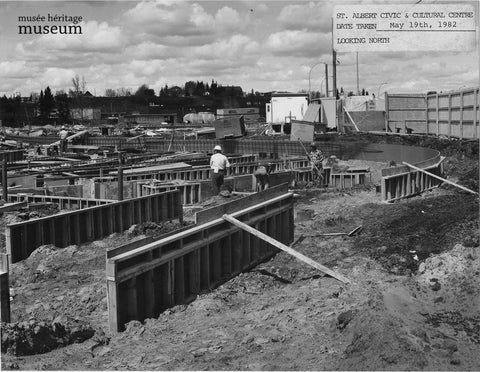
xmin=105 ymin=88 xmax=117 ymax=97
xmin=70 ymin=74 xmax=87 ymax=121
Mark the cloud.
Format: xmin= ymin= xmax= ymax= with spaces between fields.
xmin=278 ymin=2 xmax=333 ymax=32
xmin=124 ymin=1 xmax=214 ymax=40
xmin=0 ymin=61 xmax=35 ymax=79
xmin=124 ymin=1 xmax=248 ymax=45
xmin=265 ymin=30 xmax=332 ymax=57
xmin=192 ymin=34 xmax=259 ymax=60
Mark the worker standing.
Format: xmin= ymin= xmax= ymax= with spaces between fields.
xmin=253 ymin=162 xmax=273 ymax=191
xmin=59 ymin=126 xmax=69 ymax=154
xmin=308 ymin=142 xmax=325 ymax=184
xmin=210 ymin=145 xmax=230 ymax=194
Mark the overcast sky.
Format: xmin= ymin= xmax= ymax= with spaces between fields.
xmin=1 ymin=0 xmax=478 ymax=97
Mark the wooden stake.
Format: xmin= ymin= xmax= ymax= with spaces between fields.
xmin=222 ymin=214 xmax=351 ymax=284
xmin=402 ymin=161 xmax=478 ymax=195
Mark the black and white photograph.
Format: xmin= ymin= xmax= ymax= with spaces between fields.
xmin=0 ymin=0 xmax=479 ymax=370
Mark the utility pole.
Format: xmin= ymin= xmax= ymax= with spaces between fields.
xmin=356 ymin=52 xmax=360 ymax=96
xmin=332 ymin=18 xmax=337 ymax=99
xmin=324 ymin=64 xmax=329 ymax=97
xmin=332 ymin=50 xmax=337 ymax=98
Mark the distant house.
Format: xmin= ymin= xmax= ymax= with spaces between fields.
xmin=83 ymin=91 xmax=94 ymax=97
xmin=223 ymin=86 xmax=244 ymax=97
xmin=70 ymin=107 xmax=101 ymax=122
xmin=166 ymin=86 xmax=184 ymax=97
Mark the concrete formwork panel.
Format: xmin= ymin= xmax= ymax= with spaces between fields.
xmin=106 ymin=186 xmax=294 ymax=332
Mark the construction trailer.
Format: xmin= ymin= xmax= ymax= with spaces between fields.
xmin=266 ymin=93 xmax=309 ymax=132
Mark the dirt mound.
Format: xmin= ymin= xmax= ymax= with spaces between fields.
xmin=353 ymin=192 xmax=478 ymax=274
xmin=1 ymin=320 xmax=95 ymax=356
xmin=127 ymin=220 xmax=191 ymax=237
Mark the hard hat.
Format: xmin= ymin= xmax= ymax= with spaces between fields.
xmin=214 ymin=145 xmax=222 ymax=151
xmin=310 ymin=142 xmax=316 ymax=147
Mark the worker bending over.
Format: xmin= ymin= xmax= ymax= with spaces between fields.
xmin=210 ymin=145 xmax=230 ymax=194
xmin=253 ymin=163 xmax=273 ymax=191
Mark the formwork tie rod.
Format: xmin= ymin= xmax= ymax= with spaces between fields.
xmin=222 ymin=214 xmax=351 ymax=284
xmin=402 ymin=161 xmax=478 ymax=195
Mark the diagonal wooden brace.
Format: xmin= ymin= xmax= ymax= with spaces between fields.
xmin=222 ymin=214 xmax=351 ymax=284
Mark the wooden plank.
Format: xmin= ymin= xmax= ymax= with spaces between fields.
xmin=200 ymin=245 xmax=210 ymax=288
xmin=403 ymin=161 xmax=477 ymax=195
xmin=107 ymin=279 xmax=120 ymax=332
xmin=0 ymin=254 xmax=10 ymax=323
xmin=195 ymin=183 xmax=289 ymax=224
xmin=174 ymin=257 xmax=185 ymax=302
xmin=223 ymin=214 xmax=351 ymax=284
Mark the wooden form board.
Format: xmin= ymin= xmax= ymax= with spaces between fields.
xmin=0 ymin=253 xmax=10 ymax=323
xmin=195 ymin=183 xmax=289 ymax=224
xmin=106 ymin=192 xmax=294 ymax=332
xmin=117 ymin=158 xmax=309 ymax=182
xmin=140 ymin=183 xmax=201 ymax=205
xmin=381 ymin=158 xmax=444 ymax=202
xmin=0 ymin=150 xmax=24 ymax=163
xmin=6 ymin=190 xmax=182 ymax=263
xmin=7 ymin=194 xmax=115 ymax=209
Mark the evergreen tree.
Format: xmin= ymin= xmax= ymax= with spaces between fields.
xmin=39 ymin=86 xmax=55 ymax=120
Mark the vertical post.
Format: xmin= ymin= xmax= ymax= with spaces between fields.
xmin=384 ymin=91 xmax=389 ymax=133
xmin=0 ymin=253 xmax=11 ymax=323
xmin=356 ymin=52 xmax=359 ymax=95
xmin=475 ymin=88 xmax=479 ymax=140
xmin=425 ymin=93 xmax=429 ymax=134
xmin=436 ymin=93 xmax=440 ymax=136
xmin=2 ymin=158 xmax=7 ymax=202
xmin=332 ymin=29 xmax=337 ymax=100
xmin=118 ymin=167 xmax=123 ymax=201
xmin=447 ymin=93 xmax=452 ymax=138
xmin=459 ymin=91 xmax=464 ymax=139
xmin=324 ymin=63 xmax=329 ymax=98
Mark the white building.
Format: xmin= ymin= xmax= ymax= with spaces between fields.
xmin=265 ymin=93 xmax=309 ymax=124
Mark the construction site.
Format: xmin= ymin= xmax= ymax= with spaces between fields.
xmin=0 ymin=87 xmax=479 ymax=371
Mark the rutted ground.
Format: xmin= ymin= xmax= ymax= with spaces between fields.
xmin=1 ymin=137 xmax=479 ymax=371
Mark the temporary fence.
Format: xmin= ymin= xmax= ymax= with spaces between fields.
xmin=106 ymin=184 xmax=294 ymax=331
xmin=386 ymin=88 xmax=479 ymax=139
xmin=6 ymin=190 xmax=182 ymax=263
xmin=381 ymin=154 xmax=444 ymax=202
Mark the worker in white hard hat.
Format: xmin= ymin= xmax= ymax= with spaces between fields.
xmin=209 ymin=145 xmax=230 ymax=194
xmin=58 ymin=126 xmax=69 ymax=154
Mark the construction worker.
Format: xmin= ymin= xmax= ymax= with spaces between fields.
xmin=210 ymin=145 xmax=230 ymax=194
xmin=308 ymin=142 xmax=325 ymax=184
xmin=59 ymin=126 xmax=69 ymax=154
xmin=253 ymin=162 xmax=273 ymax=191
